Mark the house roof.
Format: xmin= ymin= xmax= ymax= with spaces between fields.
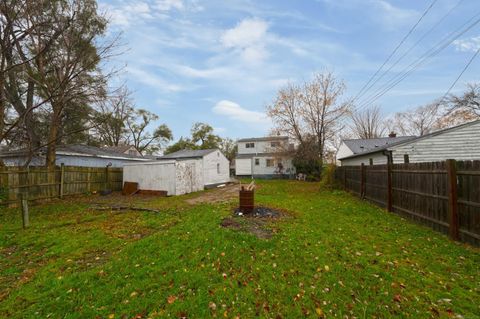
xmin=339 ymin=120 xmax=480 ymax=161
xmin=237 ymin=136 xmax=289 ymax=142
xmin=159 ymin=149 xmax=217 ymax=159
xmin=339 ymin=136 xmax=416 ymax=159
xmin=0 ymin=144 xmax=149 ymax=161
xmin=104 ymin=145 xmax=136 ymax=154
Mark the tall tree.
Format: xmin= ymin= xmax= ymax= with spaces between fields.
xmin=350 ymin=105 xmax=386 ymax=139
xmin=219 ymin=137 xmax=237 ymax=162
xmin=267 ymin=71 xmax=351 ymax=174
xmin=387 ymin=103 xmax=443 ymax=136
xmin=191 ymin=122 xmax=221 ymax=149
xmin=126 ymin=109 xmax=173 ymax=155
xmin=93 ymin=87 xmax=132 ymax=147
xmin=447 ymin=83 xmax=480 ymax=117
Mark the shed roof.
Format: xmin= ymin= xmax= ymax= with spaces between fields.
xmin=159 ymin=149 xmax=217 ymax=159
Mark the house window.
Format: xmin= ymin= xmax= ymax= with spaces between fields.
xmin=271 ymin=142 xmax=279 ymax=147
xmin=128 ymin=149 xmax=137 ymax=155
xmin=255 ymin=158 xmax=260 ymax=166
xmin=266 ymin=159 xmax=274 ymax=167
xmin=217 ymin=163 xmax=220 ymax=174
xmin=404 ymin=154 xmax=410 ymax=163
xmin=369 ymin=158 xmax=373 ymax=166
xmin=246 ymin=142 xmax=255 ymax=148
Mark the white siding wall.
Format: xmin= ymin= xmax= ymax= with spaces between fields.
xmin=123 ymin=161 xmax=177 ymax=195
xmin=235 ymin=158 xmax=252 ymax=175
xmin=340 ymin=152 xmax=388 ymax=166
xmin=237 ymin=140 xmax=287 ymax=154
xmin=202 ymin=151 xmax=230 ymax=186
xmin=175 ymin=159 xmax=204 ymax=195
xmin=391 ymin=121 xmax=480 ymax=163
xmin=336 ymin=142 xmax=354 ymax=161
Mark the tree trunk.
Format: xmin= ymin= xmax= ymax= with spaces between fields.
xmin=46 ymin=105 xmax=62 ymax=169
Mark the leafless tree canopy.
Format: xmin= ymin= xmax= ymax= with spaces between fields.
xmin=266 ymin=71 xmax=351 ymax=168
xmin=350 ymin=105 xmax=386 ymax=139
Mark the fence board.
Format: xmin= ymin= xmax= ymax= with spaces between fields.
xmin=336 ymin=160 xmax=479 ymax=246
xmin=0 ymin=165 xmax=123 ymax=207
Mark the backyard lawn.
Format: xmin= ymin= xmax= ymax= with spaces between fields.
xmin=0 ymin=180 xmax=479 ymax=318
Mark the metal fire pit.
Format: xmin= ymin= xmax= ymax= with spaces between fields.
xmin=239 ymin=186 xmax=254 ymax=213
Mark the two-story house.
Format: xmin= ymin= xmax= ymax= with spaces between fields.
xmin=235 ymin=136 xmax=295 ymax=178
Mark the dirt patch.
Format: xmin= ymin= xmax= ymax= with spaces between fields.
xmin=221 ymin=206 xmax=284 ymax=239
xmin=186 ymin=184 xmax=241 ymax=205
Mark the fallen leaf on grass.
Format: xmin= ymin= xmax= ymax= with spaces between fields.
xmin=315 ymin=307 xmax=325 ymax=317
xmin=167 ymin=295 xmax=177 ymax=304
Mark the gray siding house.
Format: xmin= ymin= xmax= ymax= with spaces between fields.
xmin=0 ymin=144 xmax=152 ymax=167
xmin=235 ymin=136 xmax=295 ymax=177
xmin=338 ymin=120 xmax=480 ymax=166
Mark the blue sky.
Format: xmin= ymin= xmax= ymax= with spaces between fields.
xmin=99 ymin=0 xmax=480 ymax=140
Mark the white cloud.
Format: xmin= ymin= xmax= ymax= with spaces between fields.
xmin=127 ymin=66 xmax=184 ymax=92
xmin=453 ymin=36 xmax=480 ymax=52
xmin=213 ymin=100 xmax=270 ymax=125
xmin=221 ymin=18 xmax=270 ymax=64
xmin=155 ymin=0 xmax=184 ymax=11
xmin=319 ymin=0 xmax=417 ymax=29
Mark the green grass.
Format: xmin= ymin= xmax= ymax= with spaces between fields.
xmin=0 ymin=180 xmax=479 ymax=318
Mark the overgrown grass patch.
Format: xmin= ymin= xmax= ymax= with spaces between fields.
xmin=0 ymin=181 xmax=479 ymax=318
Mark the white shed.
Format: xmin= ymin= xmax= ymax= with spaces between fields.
xmin=123 ymin=149 xmax=230 ymax=196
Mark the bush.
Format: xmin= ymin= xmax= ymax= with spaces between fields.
xmin=319 ymin=164 xmax=338 ymax=189
xmin=293 ymin=158 xmax=322 ymax=180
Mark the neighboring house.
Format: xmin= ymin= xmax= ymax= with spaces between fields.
xmin=235 ymin=136 xmax=295 ymax=178
xmin=123 ymin=149 xmax=230 ymax=195
xmin=0 ymin=144 xmax=152 ymax=167
xmin=104 ymin=145 xmax=142 ymax=157
xmin=336 ymin=134 xmax=416 ymax=165
xmin=338 ymin=120 xmax=480 ymax=166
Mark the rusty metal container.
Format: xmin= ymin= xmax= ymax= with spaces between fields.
xmin=239 ymin=187 xmax=254 ymax=213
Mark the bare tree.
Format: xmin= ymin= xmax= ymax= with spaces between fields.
xmin=387 ymin=103 xmax=443 ymax=136
xmin=350 ymin=105 xmax=386 ymax=139
xmin=267 ymin=71 xmax=351 ymax=173
xmin=266 ymin=83 xmax=304 ymax=145
xmin=447 ymin=83 xmax=480 ymax=117
xmin=93 ymin=86 xmax=133 ymax=147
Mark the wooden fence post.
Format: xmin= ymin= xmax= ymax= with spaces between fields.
xmin=361 ymin=163 xmax=366 ymax=199
xmin=105 ymin=165 xmax=109 ymax=190
xmin=387 ymin=162 xmax=393 ymax=212
xmin=446 ymin=159 xmax=459 ymax=241
xmin=343 ymin=167 xmax=347 ymax=189
xmin=21 ymin=193 xmax=29 ymax=228
xmin=59 ymin=163 xmax=65 ymax=199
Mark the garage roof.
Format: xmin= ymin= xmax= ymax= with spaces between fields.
xmin=159 ymin=149 xmax=217 ymax=159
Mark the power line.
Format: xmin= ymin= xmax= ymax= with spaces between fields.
xmin=355 ymin=11 xmax=480 ymax=110
xmin=439 ymin=46 xmax=480 ymax=103
xmin=355 ymin=0 xmax=465 ymax=104
xmin=353 ymin=0 xmax=439 ymax=103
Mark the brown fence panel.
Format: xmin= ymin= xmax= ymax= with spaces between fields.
xmin=456 ymin=160 xmax=480 ymax=246
xmin=365 ymin=164 xmax=388 ymax=207
xmin=345 ymin=166 xmax=361 ymax=195
xmin=391 ymin=162 xmax=449 ymax=235
xmin=0 ymin=165 xmax=123 ymax=207
xmin=335 ymin=160 xmax=480 ymax=247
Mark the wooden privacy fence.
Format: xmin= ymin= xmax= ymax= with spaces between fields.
xmin=0 ymin=165 xmax=123 ymax=206
xmin=335 ymin=160 xmax=480 ymax=246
